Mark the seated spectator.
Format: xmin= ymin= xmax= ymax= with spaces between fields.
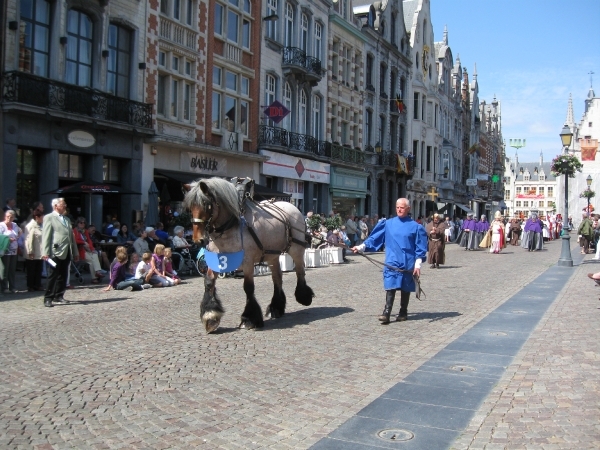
xmin=154 ymin=222 xmax=169 ymax=243
xmin=162 ymin=248 xmax=180 ymax=285
xmin=172 ymin=226 xmax=190 ymax=250
xmin=116 ymin=223 xmax=136 ymax=245
xmin=133 ymin=229 xmax=150 ymax=257
xmin=88 ymin=224 xmax=112 ymax=270
xmin=136 ymin=251 xmax=172 ymax=287
xmin=111 ymin=221 xmax=121 ymax=237
xmin=145 ymin=227 xmax=164 ymax=251
xmin=103 ymin=250 xmax=150 ymax=292
xmin=73 ymin=217 xmax=106 ymax=284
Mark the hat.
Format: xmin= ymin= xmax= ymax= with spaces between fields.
xmin=145 ymin=227 xmax=154 ymax=233
xmin=494 ymin=211 xmax=502 ymax=219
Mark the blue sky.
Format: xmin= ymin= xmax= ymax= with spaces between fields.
xmin=429 ymin=0 xmax=600 ymax=164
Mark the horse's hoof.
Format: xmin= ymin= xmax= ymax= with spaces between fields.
xmin=265 ymin=306 xmax=284 ymax=319
xmin=238 ymin=317 xmax=263 ymax=330
xmin=202 ymin=311 xmax=223 ymax=334
xmin=204 ymin=319 xmax=220 ymax=334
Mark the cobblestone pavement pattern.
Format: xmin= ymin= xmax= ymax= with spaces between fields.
xmin=0 ymin=240 xmax=597 ymax=449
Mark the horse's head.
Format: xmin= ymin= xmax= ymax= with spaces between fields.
xmin=183 ymin=181 xmax=216 ymax=243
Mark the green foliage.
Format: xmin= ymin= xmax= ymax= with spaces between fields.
xmin=306 ymin=215 xmax=322 ymax=232
xmin=550 ymin=154 xmax=583 ymax=178
xmin=580 ymin=189 xmax=596 ymax=199
xmin=324 ymin=215 xmax=343 ymax=231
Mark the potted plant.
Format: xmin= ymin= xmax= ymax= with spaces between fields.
xmin=550 ymin=154 xmax=583 ymax=177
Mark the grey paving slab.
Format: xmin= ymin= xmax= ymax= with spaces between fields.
xmin=402 ymin=369 xmax=501 ymax=393
xmin=382 ymin=382 xmax=486 ymax=410
xmin=318 ymin=416 xmax=460 ymax=450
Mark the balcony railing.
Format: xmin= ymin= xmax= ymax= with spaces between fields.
xmin=3 ymin=71 xmax=153 ymax=129
xmin=258 ymin=125 xmax=364 ymax=165
xmin=326 ymin=143 xmax=365 ymax=165
xmin=378 ymin=151 xmax=397 ymax=168
xmin=282 ymin=47 xmax=323 ymax=81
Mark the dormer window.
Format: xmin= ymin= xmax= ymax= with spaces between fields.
xmin=539 ymin=175 xmax=545 ymax=181
xmin=523 ymin=172 xmax=530 ymax=181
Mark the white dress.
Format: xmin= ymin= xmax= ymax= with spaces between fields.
xmin=490 ymin=222 xmax=503 ymax=253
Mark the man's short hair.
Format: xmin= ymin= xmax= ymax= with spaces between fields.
xmin=51 ymin=198 xmax=65 ymax=208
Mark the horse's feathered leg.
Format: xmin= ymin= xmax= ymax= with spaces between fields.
xmin=265 ymin=259 xmax=286 ymax=319
xmin=201 ymin=268 xmax=224 ymax=334
xmin=239 ymin=267 xmax=264 ymax=329
xmin=290 ymin=245 xmax=314 ymax=306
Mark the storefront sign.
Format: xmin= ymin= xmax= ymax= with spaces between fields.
xmin=466 ymin=178 xmax=478 ymax=186
xmin=261 ymin=150 xmax=330 ymax=183
xmin=180 ymin=152 xmax=227 ymax=176
xmin=67 ymin=130 xmax=96 ymax=148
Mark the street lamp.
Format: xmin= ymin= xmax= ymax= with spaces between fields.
xmin=558 ymin=124 xmax=573 ymax=267
xmin=586 ymin=175 xmax=593 ymax=214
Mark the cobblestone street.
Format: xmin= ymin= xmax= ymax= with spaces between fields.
xmin=1 ymin=239 xmax=598 ymax=449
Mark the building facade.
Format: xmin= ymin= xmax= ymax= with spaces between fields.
xmin=353 ymin=0 xmax=412 ymax=218
xmin=2 ymin=0 xmax=154 ymax=226
xmin=142 ymin=0 xmax=265 ymax=219
xmin=504 ymin=152 xmax=557 ymax=219
xmin=402 ymin=0 xmax=440 ymax=218
xmin=556 ymin=88 xmax=600 ymax=224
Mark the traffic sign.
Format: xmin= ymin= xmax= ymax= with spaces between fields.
xmin=466 ymin=178 xmax=477 ymax=186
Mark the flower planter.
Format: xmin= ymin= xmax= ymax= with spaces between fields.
xmin=279 ymin=253 xmax=295 ymax=272
xmin=304 ymin=249 xmax=321 ymax=268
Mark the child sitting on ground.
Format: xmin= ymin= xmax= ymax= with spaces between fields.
xmin=162 ymin=247 xmax=180 ymax=285
xmin=138 ymin=250 xmax=172 ymax=287
xmin=103 ymin=250 xmax=150 ymax=292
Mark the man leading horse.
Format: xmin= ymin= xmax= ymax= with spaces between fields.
xmin=351 ymin=198 xmax=427 ymax=324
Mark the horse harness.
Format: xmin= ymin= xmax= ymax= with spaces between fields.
xmin=193 ymin=178 xmax=307 ymax=264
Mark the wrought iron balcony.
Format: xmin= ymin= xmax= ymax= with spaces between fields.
xmin=282 ymin=47 xmax=324 ymax=82
xmin=258 ymin=125 xmax=323 ymax=156
xmin=377 ymin=151 xmax=398 ymax=169
xmin=2 ymin=71 xmax=153 ymax=129
xmin=258 ymin=125 xmax=364 ymax=165
xmin=325 ymin=143 xmax=365 ymax=165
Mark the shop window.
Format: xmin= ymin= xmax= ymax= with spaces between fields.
xmin=58 ymin=153 xmax=82 ymax=179
xmin=19 ymin=0 xmax=51 ymax=77
xmin=103 ymin=158 xmax=120 ymax=182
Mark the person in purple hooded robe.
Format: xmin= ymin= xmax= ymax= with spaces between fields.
xmin=521 ymin=213 xmax=543 ymax=251
xmin=475 ymin=215 xmax=489 ymax=248
xmin=458 ymin=213 xmax=477 ymax=250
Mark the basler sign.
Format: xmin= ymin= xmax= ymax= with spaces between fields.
xmin=180 ymin=152 xmax=227 ymax=176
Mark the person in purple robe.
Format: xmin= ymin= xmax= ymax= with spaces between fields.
xmin=458 ymin=213 xmax=477 ymax=250
xmin=475 ymin=215 xmax=489 ymax=248
xmin=521 ymin=213 xmax=543 ymax=251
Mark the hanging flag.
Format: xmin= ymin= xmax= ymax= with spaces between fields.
xmin=395 ymin=97 xmax=405 ymax=113
xmin=397 ymin=155 xmax=407 ymax=174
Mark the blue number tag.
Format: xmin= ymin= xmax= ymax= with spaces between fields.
xmin=204 ymin=249 xmax=245 ymax=273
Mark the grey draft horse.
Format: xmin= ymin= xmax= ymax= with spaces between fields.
xmin=183 ymin=178 xmax=314 ymax=333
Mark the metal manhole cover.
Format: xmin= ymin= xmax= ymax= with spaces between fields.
xmin=450 ymin=365 xmax=477 ymax=372
xmin=512 ymin=310 xmax=528 ymax=314
xmin=377 ymin=429 xmax=414 ymax=442
xmin=489 ymin=331 xmax=508 ymax=336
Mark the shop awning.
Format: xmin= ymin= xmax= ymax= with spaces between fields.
xmin=455 ymin=203 xmax=474 ymax=215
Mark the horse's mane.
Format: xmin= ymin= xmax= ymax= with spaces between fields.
xmin=184 ymin=177 xmax=241 ymax=221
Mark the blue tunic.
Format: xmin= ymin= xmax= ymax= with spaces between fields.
xmin=362 ymin=216 xmax=428 ymax=291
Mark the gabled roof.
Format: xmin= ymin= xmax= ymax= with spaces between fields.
xmin=513 ymin=162 xmax=557 ymax=182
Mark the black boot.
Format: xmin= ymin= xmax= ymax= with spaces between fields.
xmin=396 ymin=291 xmax=410 ymax=321
xmin=379 ymin=290 xmax=395 ymax=324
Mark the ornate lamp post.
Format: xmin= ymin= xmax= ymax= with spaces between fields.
xmin=558 ymin=125 xmax=573 ymax=267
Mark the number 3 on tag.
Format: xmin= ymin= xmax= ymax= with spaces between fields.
xmin=218 ymin=255 xmax=228 ymax=270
